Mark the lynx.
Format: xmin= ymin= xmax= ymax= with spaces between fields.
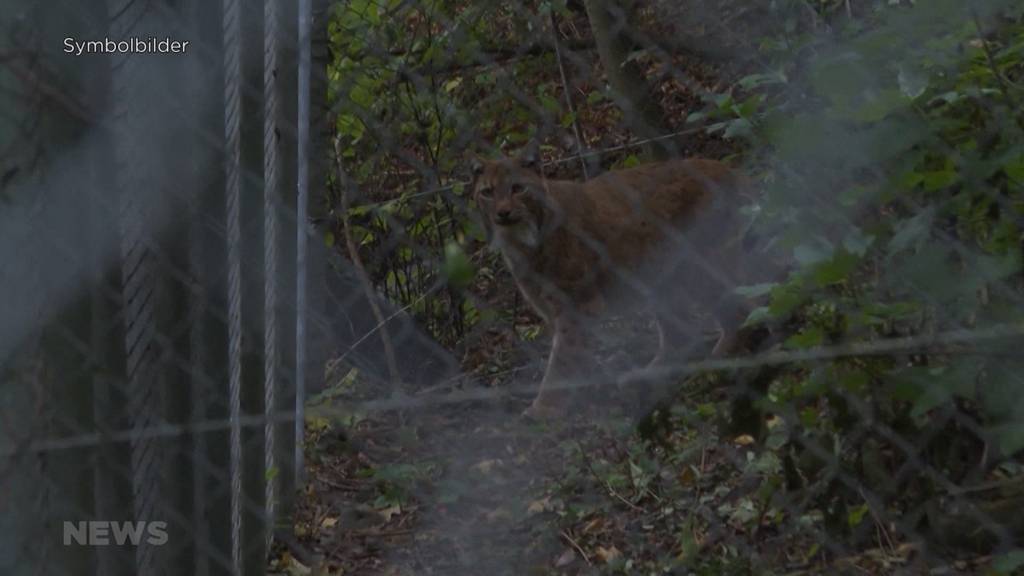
xmin=470 ymin=151 xmax=752 ymax=419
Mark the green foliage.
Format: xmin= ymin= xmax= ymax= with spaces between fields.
xmin=327 ymin=0 xmax=575 ymax=346
xmin=320 ymin=0 xmax=1024 ymax=568
xmin=692 ymin=0 xmax=1024 ymax=551
xmin=992 ymin=549 xmax=1024 ymax=575
xmin=441 ymin=240 xmax=474 ymax=289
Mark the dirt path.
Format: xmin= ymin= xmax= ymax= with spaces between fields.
xmin=279 ymin=382 xmax=603 ymax=575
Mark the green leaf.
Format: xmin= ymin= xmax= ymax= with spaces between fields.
xmin=810 ymin=53 xmax=873 ymax=108
xmin=685 ymin=111 xmax=706 ymax=124
xmin=838 ymin=185 xmax=877 ymax=208
xmin=812 ymin=250 xmax=859 ymax=286
xmin=888 ymin=207 xmax=934 ymax=254
xmin=586 ymin=90 xmax=606 ymax=105
xmin=786 ymin=327 xmax=825 ymax=349
xmin=768 ymin=282 xmax=806 ymax=317
xmin=847 ymin=504 xmax=869 ymax=528
xmin=735 ymin=283 xmax=777 ymax=298
xmin=897 ymin=63 xmax=929 ymax=99
xmin=921 ymin=169 xmax=957 ymax=191
xmin=442 ymin=241 xmax=474 ymax=289
xmin=928 ymin=91 xmax=965 ymax=106
xmin=737 ymin=71 xmax=787 ymax=90
xmin=265 ymin=466 xmax=279 ymax=481
xmin=1003 ymin=154 xmax=1024 ymax=183
xmin=539 ymin=93 xmax=561 ymax=113
xmin=734 ymin=95 xmax=763 ymax=118
xmin=723 ymin=118 xmax=753 ymax=140
xmin=989 ymin=424 xmax=1024 ymax=456
xmin=898 ymin=170 xmax=924 ymax=189
xmin=794 ymin=242 xmax=833 ymax=267
xmin=839 ymin=369 xmax=870 ymax=393
xmin=619 ymin=154 xmax=641 ymax=169
xmin=889 ymin=363 xmax=981 ymax=419
xmin=799 ymin=406 xmax=819 ymax=428
xmin=742 ymin=306 xmax=773 ymax=328
xmin=843 ymin=228 xmax=875 ymax=256
xmin=858 ymin=301 xmax=920 ymax=324
xmin=993 ymin=550 xmax=1024 ymax=574
xmin=852 ymin=89 xmax=909 ymax=123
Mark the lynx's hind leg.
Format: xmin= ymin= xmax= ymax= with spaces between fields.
xmin=649 ymin=309 xmax=696 ymax=370
xmin=710 ymin=293 xmax=749 ymax=357
xmin=645 ymin=273 xmax=705 ymax=371
xmin=613 ymin=301 xmax=701 ymax=419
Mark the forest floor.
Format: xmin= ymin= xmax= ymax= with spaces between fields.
xmin=267 ymin=272 xmax=988 ymax=574
xmin=270 ymin=348 xmax=973 ymax=576
xmin=268 ymin=42 xmax=1010 ymax=576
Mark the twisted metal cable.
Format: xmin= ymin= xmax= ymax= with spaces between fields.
xmin=187 ymin=96 xmax=212 ymax=576
xmin=221 ymin=0 xmax=244 ymax=571
xmin=30 ymin=353 xmax=52 ymax=576
xmin=108 ymin=0 xmax=163 ymax=572
xmin=263 ymin=0 xmax=281 ymax=552
xmin=295 ymin=0 xmax=312 ymax=490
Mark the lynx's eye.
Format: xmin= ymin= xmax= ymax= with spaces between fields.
xmin=477 ymin=186 xmax=494 ymax=198
xmin=510 ymin=183 xmax=525 ymax=195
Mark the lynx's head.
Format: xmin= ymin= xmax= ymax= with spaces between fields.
xmin=469 ymin=151 xmax=549 ymax=250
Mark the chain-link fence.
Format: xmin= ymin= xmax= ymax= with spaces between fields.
xmin=1 ymin=1 xmax=324 ymax=574
xmin=3 ymin=0 xmax=1024 ymax=575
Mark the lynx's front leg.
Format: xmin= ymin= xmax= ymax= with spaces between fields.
xmin=710 ymin=294 xmax=748 ymax=357
xmin=524 ymin=313 xmax=590 ymax=420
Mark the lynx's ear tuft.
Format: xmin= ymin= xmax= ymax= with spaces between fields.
xmin=518 ymin=142 xmax=540 ymax=171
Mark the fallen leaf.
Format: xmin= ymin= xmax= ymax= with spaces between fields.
xmin=472 ymin=459 xmax=503 ymax=474
xmin=378 ymin=504 xmax=401 ymax=521
xmin=272 ymin=550 xmax=292 ymax=569
xmin=581 ymin=517 xmax=606 ymax=534
xmin=320 ymin=516 xmax=339 ymax=529
xmin=594 ymin=545 xmax=622 ymax=564
xmin=486 ymin=507 xmax=512 ymax=522
xmin=677 ymin=466 xmax=697 ymax=487
xmin=285 ymin=556 xmax=312 ymax=576
xmin=555 ymin=548 xmax=577 ymax=567
xmin=734 ymin=434 xmax=756 ymax=446
xmin=527 ymin=496 xmax=552 ymax=515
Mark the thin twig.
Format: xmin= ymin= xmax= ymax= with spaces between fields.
xmin=330 ymin=286 xmax=438 ymax=369
xmin=333 ymin=137 xmax=403 ymax=393
xmin=858 ymin=488 xmax=896 ymax=555
xmin=320 ymin=478 xmax=365 ymax=492
xmin=550 ymin=12 xmax=589 ymax=180
xmin=347 ymin=528 xmax=415 ymax=538
xmin=560 ymin=529 xmax=593 ymax=566
xmin=969 ymin=4 xmax=1023 ymax=125
xmin=575 ymin=440 xmax=644 ymax=511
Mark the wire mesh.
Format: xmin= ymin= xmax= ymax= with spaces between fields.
xmin=2 ymin=1 xmax=1024 ymax=576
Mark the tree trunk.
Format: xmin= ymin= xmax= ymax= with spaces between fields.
xmin=583 ymin=0 xmax=675 ymax=160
